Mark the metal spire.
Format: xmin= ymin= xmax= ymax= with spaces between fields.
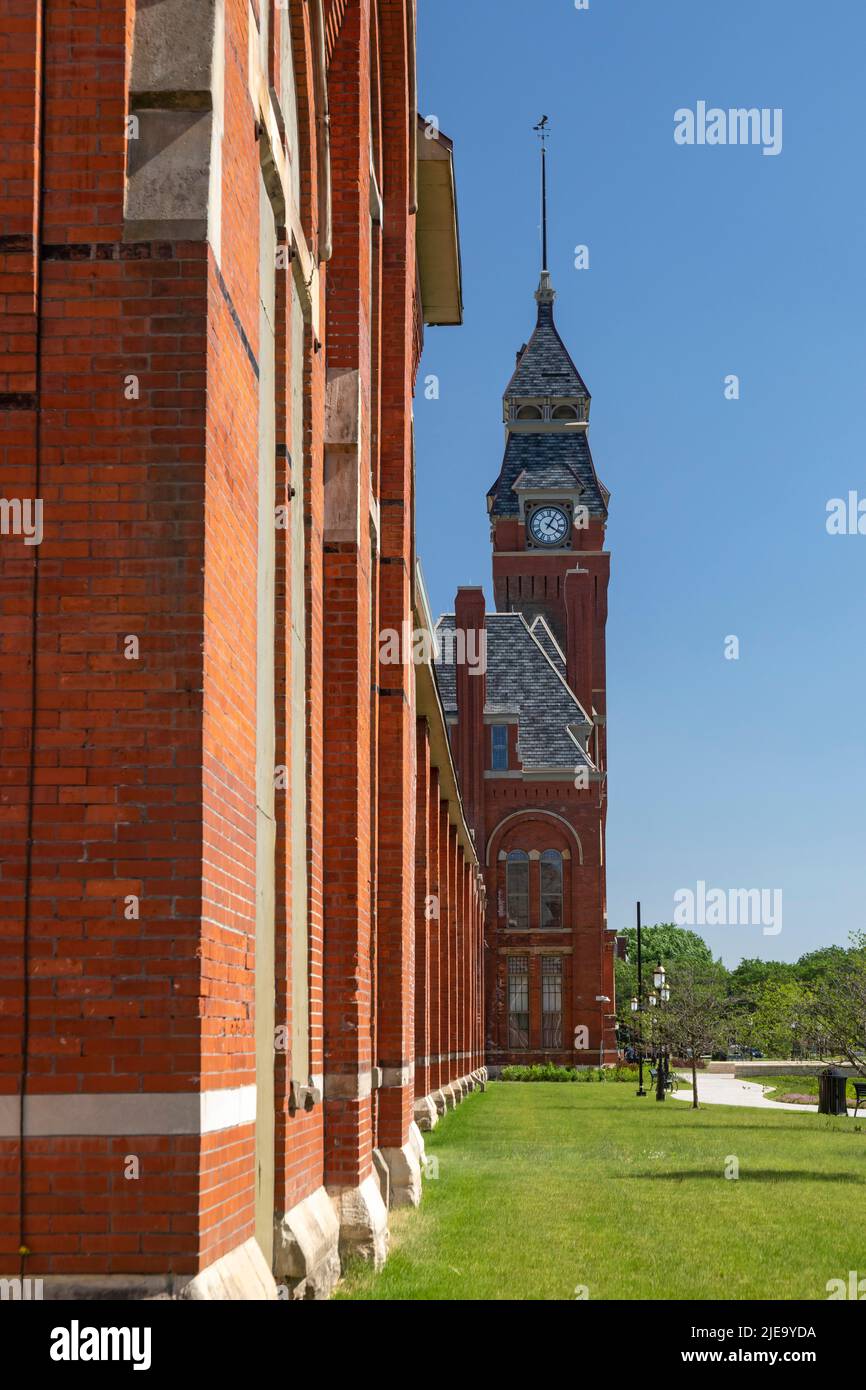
xmin=533 ymin=117 xmax=555 ymax=304
xmin=534 ymin=115 xmax=549 ymax=272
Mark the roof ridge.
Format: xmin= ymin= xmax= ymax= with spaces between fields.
xmin=522 ymin=619 xmax=591 ymax=722
xmin=529 ymin=614 xmax=567 ymax=663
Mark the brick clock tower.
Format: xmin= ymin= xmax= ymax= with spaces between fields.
xmin=435 ymin=160 xmax=617 ymax=1067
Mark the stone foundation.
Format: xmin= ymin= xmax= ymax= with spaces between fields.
xmin=416 ymin=1069 xmax=486 ymax=1128
xmin=273 ymin=1185 xmax=341 ymax=1300
xmin=328 ymin=1173 xmax=389 ymax=1270
xmin=380 ymin=1140 xmax=422 ymax=1208
xmin=39 ymin=1236 xmax=280 ymax=1301
xmin=414 ymin=1094 xmax=438 ymax=1131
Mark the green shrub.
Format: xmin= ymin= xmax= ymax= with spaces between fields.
xmin=499 ymin=1063 xmax=641 ymax=1084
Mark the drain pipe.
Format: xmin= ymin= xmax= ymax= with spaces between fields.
xmin=311 ymin=0 xmax=332 ymax=262
xmin=19 ymin=0 xmax=48 ymax=1277
xmin=407 ymin=0 xmax=418 ymax=214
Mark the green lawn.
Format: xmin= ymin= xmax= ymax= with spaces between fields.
xmin=337 ymin=1082 xmax=866 ymax=1300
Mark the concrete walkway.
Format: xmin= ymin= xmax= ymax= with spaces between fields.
xmin=672 ymin=1071 xmax=861 ymax=1116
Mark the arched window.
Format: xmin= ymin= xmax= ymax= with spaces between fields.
xmin=551 ymin=404 xmax=578 ymax=420
xmin=515 ymin=404 xmax=543 ymax=420
xmin=506 ymin=850 xmax=529 ymax=929
xmin=540 ymin=849 xmax=563 ymax=928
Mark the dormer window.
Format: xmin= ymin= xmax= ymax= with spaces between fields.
xmin=491 ymin=724 xmax=509 ymax=771
xmin=551 ymin=404 xmax=578 ymax=421
xmin=515 ymin=403 xmax=543 ymax=420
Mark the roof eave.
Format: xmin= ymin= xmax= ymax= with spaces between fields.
xmin=416 ymin=116 xmax=464 ymax=327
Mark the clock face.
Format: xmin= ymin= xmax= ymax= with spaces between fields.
xmin=528 ymin=504 xmax=569 ymax=547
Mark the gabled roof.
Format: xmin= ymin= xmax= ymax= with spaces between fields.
xmin=434 ymin=612 xmax=593 ymax=772
xmin=487 ymin=430 xmax=608 ymax=518
xmin=504 ymin=298 xmax=590 ymax=402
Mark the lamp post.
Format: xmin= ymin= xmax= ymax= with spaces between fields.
xmin=650 ymin=962 xmax=670 ymax=1102
xmin=630 ymin=996 xmax=646 ymax=1097
xmin=596 ymin=996 xmax=611 ymax=1070
xmin=633 ymin=902 xmax=646 ymax=1096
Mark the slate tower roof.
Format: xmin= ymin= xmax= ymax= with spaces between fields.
xmin=486 ymin=273 xmax=609 ymax=520
xmin=503 ymin=285 xmax=590 ymax=402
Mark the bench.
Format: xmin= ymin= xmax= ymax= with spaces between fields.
xmin=649 ymin=1068 xmax=678 ymax=1094
xmin=853 ymin=1082 xmax=866 ymax=1117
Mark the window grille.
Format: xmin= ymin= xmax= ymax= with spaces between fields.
xmin=507 ymin=955 xmax=530 ymax=1049
xmin=542 ymin=955 xmax=562 ymax=1048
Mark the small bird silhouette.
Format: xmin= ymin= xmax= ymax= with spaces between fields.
xmin=534 ymin=115 xmax=549 ymax=133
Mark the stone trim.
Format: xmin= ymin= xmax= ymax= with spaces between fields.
xmin=0 ymin=1086 xmax=257 ymax=1138
xmin=323 ymin=1071 xmax=373 ymax=1101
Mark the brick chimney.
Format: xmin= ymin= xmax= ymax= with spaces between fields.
xmin=453 ymin=587 xmax=487 ymax=841
xmin=564 ymin=566 xmax=594 ymax=719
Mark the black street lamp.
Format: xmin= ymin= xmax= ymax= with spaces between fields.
xmin=630 ymin=995 xmax=646 ymax=1096
xmin=650 ymin=962 xmax=671 ymax=1102
xmin=633 ymin=902 xmax=646 ymax=1096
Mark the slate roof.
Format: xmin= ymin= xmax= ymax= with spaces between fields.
xmin=487 ymin=430 xmax=608 ymax=518
xmin=504 ymin=300 xmax=590 ymax=401
xmin=434 ymin=612 xmax=593 ymax=772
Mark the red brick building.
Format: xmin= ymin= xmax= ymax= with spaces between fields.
xmin=436 ymin=263 xmax=618 ymax=1070
xmin=0 ymin=0 xmax=485 ymax=1300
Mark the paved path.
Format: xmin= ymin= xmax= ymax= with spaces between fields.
xmin=672 ymin=1071 xmax=861 ymax=1116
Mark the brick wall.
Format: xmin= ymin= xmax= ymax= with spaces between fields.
xmin=0 ymin=0 xmax=485 ymax=1298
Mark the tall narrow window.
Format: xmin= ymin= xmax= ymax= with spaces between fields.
xmin=540 ymin=849 xmax=563 ymax=928
xmin=507 ymin=955 xmax=530 ymax=1049
xmin=491 ymin=724 xmax=508 ymax=771
xmin=506 ymin=850 xmax=529 ymax=929
xmin=542 ymin=956 xmax=563 ymax=1048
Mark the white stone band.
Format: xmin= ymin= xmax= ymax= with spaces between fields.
xmin=0 ymin=1085 xmax=257 ymax=1137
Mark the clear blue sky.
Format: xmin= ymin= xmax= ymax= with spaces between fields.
xmin=415 ymin=0 xmax=866 ymax=967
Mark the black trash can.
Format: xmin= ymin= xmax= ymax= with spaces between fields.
xmin=818 ymin=1067 xmax=848 ymax=1116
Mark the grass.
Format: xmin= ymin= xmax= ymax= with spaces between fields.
xmin=759 ymin=1074 xmax=862 ymax=1104
xmin=336 ymin=1082 xmax=866 ymax=1300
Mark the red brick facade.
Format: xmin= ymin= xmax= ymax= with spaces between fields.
xmin=0 ymin=0 xmax=484 ymax=1299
